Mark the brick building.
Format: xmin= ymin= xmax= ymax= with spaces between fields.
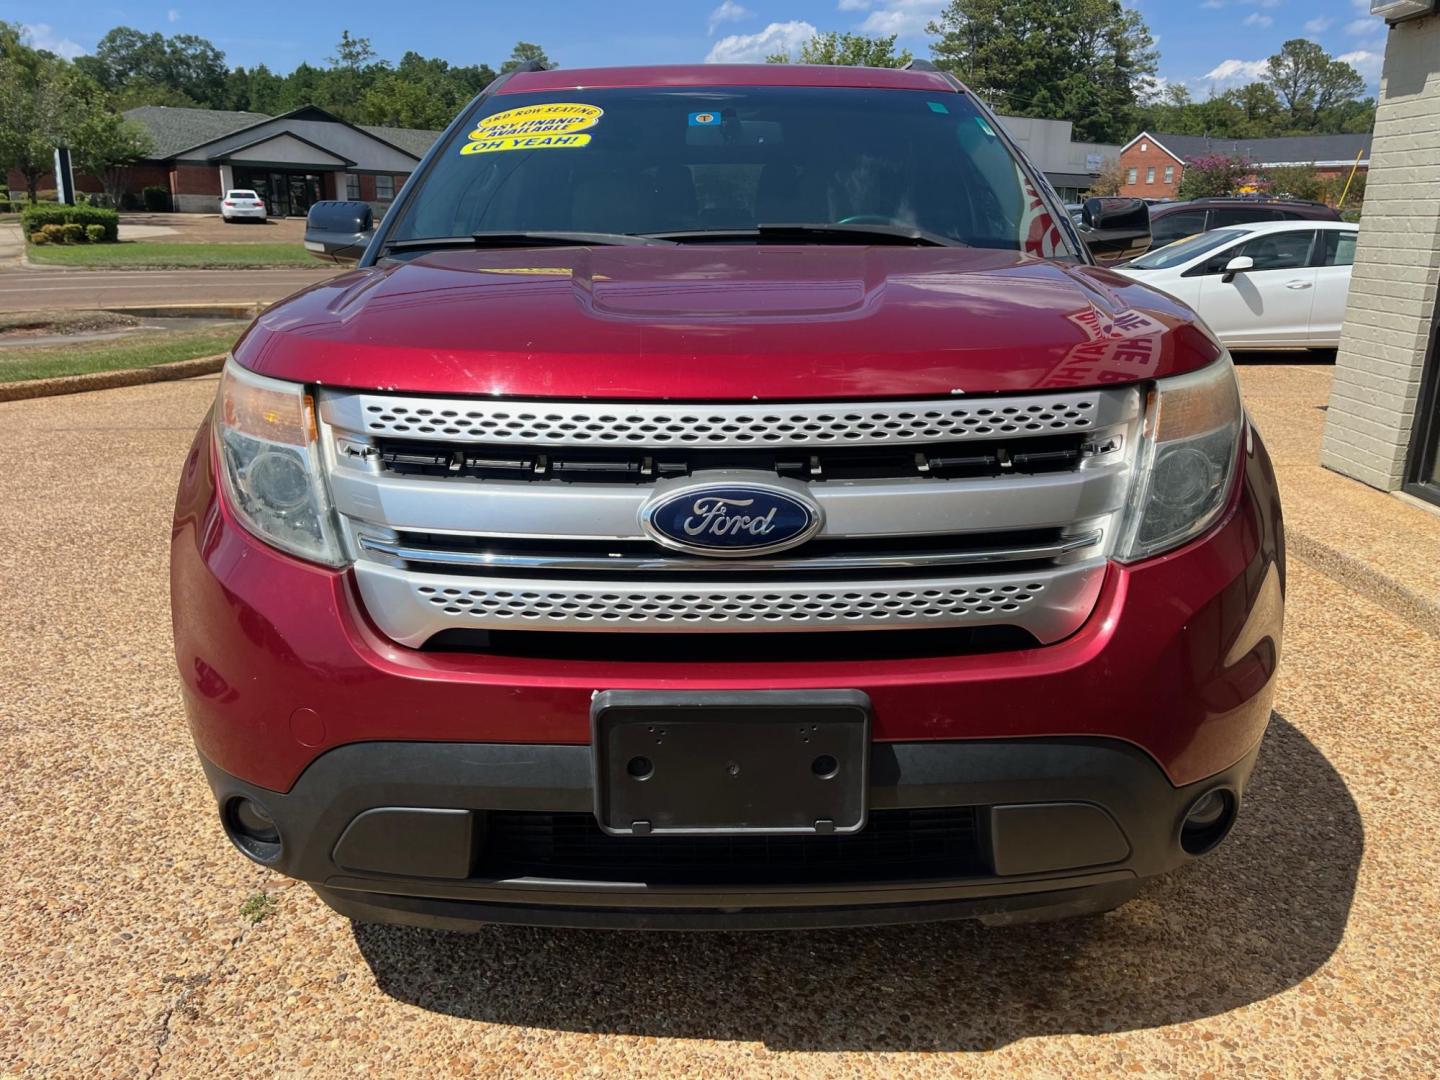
xmin=7 ymin=104 xmax=438 ymax=217
xmin=1116 ymin=131 xmax=1372 ymax=201
xmin=1322 ymin=11 xmax=1440 ymax=507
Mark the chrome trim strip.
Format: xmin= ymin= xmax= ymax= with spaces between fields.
xmin=356 ymin=531 xmax=1104 ymax=573
xmin=320 ymin=387 xmax=1136 ymax=448
xmin=328 ymin=467 xmax=1131 ymax=540
xmin=352 ymin=560 xmax=1107 ymax=646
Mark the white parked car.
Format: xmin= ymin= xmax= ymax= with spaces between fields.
xmin=1115 ymin=220 xmax=1357 ymax=349
xmin=221 ymin=190 xmax=267 ymax=223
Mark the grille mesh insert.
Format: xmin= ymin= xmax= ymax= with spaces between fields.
xmin=415 ymin=579 xmax=1046 ymax=628
xmin=354 ymin=393 xmax=1100 ymax=447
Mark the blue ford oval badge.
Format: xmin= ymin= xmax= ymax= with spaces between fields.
xmin=641 ymin=480 xmax=823 ymax=557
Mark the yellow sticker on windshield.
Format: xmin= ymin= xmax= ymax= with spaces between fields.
xmin=460 ymin=102 xmax=602 ymax=155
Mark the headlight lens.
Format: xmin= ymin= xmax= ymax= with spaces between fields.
xmin=1117 ymin=355 xmax=1243 ymax=562
xmin=213 ymin=359 xmax=344 ymax=566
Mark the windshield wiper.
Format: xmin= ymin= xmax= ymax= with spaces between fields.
xmin=386 ymin=231 xmax=677 ymax=253
xmin=645 ymin=223 xmax=966 ymax=248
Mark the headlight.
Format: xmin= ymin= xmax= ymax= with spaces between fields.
xmin=213 ymin=359 xmax=344 ymax=566
xmin=1116 ymin=355 xmax=1243 ymax=562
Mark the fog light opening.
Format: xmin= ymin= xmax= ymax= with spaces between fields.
xmin=1180 ymin=788 xmax=1237 ymax=856
xmin=225 ymin=796 xmax=283 ymax=863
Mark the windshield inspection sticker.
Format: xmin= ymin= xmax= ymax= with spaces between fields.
xmin=688 ymin=111 xmax=721 ymax=126
xmin=460 ymin=102 xmax=602 ymax=155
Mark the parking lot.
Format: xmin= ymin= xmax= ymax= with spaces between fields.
xmin=1 ymin=364 xmax=1437 ymax=1077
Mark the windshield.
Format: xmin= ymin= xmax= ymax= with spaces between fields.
xmin=387 ymin=86 xmax=1075 ymax=256
xmin=1127 ymin=228 xmax=1249 ymax=270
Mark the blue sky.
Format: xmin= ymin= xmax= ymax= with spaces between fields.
xmin=13 ymin=0 xmax=1389 ymax=98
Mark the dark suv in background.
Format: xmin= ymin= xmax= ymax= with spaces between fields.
xmin=1149 ymin=197 xmax=1341 ymax=251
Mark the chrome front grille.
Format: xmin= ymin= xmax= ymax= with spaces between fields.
xmin=326 ymin=389 xmax=1109 ymax=447
xmin=318 ymin=387 xmax=1142 ymax=648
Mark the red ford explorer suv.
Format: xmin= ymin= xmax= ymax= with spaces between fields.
xmin=171 ymin=62 xmax=1284 ymax=930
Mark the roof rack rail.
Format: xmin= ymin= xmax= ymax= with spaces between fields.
xmin=902 ymin=59 xmax=940 ymax=72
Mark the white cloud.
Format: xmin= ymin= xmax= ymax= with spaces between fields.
xmin=21 ymin=23 xmax=85 ymax=59
xmin=856 ymin=0 xmax=946 ymax=37
xmin=1202 ymin=57 xmax=1270 ymax=84
xmin=706 ymin=20 xmax=819 ymax=63
xmin=1338 ymin=49 xmax=1383 ymax=84
xmin=167 ymin=8 xmax=181 ymax=22
xmin=1242 ymin=12 xmax=1273 ymax=27
xmin=707 ymin=1 xmax=750 ymax=35
xmin=838 ymin=0 xmax=872 ymax=10
xmin=1345 ymin=17 xmax=1379 ymax=35
xmin=1304 ymin=16 xmax=1333 ymax=33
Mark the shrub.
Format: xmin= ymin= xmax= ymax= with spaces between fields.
xmin=0 ymin=200 xmax=12 ymax=213
xmin=1178 ymin=154 xmax=1254 ymax=199
xmin=39 ymin=224 xmax=68 ymax=244
xmin=60 ymin=223 xmax=86 ymax=244
xmin=30 ymin=230 xmax=51 ymax=245
xmin=142 ymin=185 xmax=170 ymax=212
xmin=21 ymin=202 xmax=120 ymax=242
xmin=1262 ymin=164 xmax=1324 ymax=203
xmin=85 ymin=224 xmax=106 ymax=242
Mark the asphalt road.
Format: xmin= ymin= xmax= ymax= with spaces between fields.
xmin=0 ymin=370 xmax=1437 ymax=1077
xmin=0 ymin=266 xmax=336 ymax=313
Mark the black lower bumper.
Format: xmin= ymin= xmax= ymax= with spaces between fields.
xmin=200 ymin=737 xmax=1262 ymax=931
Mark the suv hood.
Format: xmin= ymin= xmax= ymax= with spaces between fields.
xmin=235 ymin=246 xmax=1221 ymax=400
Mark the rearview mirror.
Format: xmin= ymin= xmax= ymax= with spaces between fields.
xmin=1221 ymin=255 xmax=1254 ymax=283
xmin=1078 ymin=197 xmax=1151 ymax=265
xmin=304 ymin=200 xmax=375 ymax=263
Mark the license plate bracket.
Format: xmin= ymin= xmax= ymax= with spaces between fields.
xmin=591 ymin=690 xmax=871 ymax=836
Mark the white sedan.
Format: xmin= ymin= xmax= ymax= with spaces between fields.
xmin=1115 ymin=220 xmax=1357 ymax=349
xmin=221 ymin=189 xmax=267 ymax=222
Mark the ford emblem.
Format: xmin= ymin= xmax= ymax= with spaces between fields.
xmin=640 ymin=479 xmax=823 ymax=558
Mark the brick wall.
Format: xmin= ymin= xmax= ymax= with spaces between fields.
xmin=170 ymin=164 xmax=221 ymax=196
xmin=1118 ymin=138 xmax=1184 ymax=199
xmin=1321 ymin=15 xmax=1440 ymax=490
xmin=7 ymin=162 xmax=172 ymax=202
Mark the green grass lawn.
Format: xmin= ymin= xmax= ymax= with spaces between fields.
xmin=27 ymin=241 xmax=314 ymax=269
xmin=0 ymin=329 xmax=239 ymax=382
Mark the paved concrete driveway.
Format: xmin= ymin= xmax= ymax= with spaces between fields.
xmin=0 ymin=267 xmax=336 ymax=313
xmin=0 ymin=368 xmax=1436 ymax=1077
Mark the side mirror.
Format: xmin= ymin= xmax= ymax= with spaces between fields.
xmin=1079 ymin=197 xmax=1152 ymax=265
xmin=1221 ymin=255 xmax=1254 ymax=283
xmin=304 ymin=200 xmax=375 ymax=263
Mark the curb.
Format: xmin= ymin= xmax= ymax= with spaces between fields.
xmin=0 ymin=353 xmax=225 ymax=403
xmin=102 ymin=302 xmax=267 ymax=319
xmin=1287 ymin=530 xmax=1440 ymax=639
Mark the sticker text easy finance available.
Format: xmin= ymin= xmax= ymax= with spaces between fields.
xmin=462 ymin=102 xmax=602 ymax=155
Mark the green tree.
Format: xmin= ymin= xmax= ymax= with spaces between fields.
xmin=329 ymin=30 xmax=376 ymax=70
xmin=765 ymin=31 xmax=912 ymax=67
xmin=1087 ymin=157 xmax=1126 ymax=197
xmin=1264 ymin=39 xmax=1367 ymax=129
xmin=69 ymin=111 xmax=155 ymax=207
xmin=359 ymin=53 xmax=497 ymax=129
xmin=500 ymin=42 xmax=552 ymax=74
xmin=0 ymin=23 xmax=83 ymax=201
xmin=77 ymin=26 xmax=228 ymax=108
xmin=927 ymin=0 xmax=1158 ymax=143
